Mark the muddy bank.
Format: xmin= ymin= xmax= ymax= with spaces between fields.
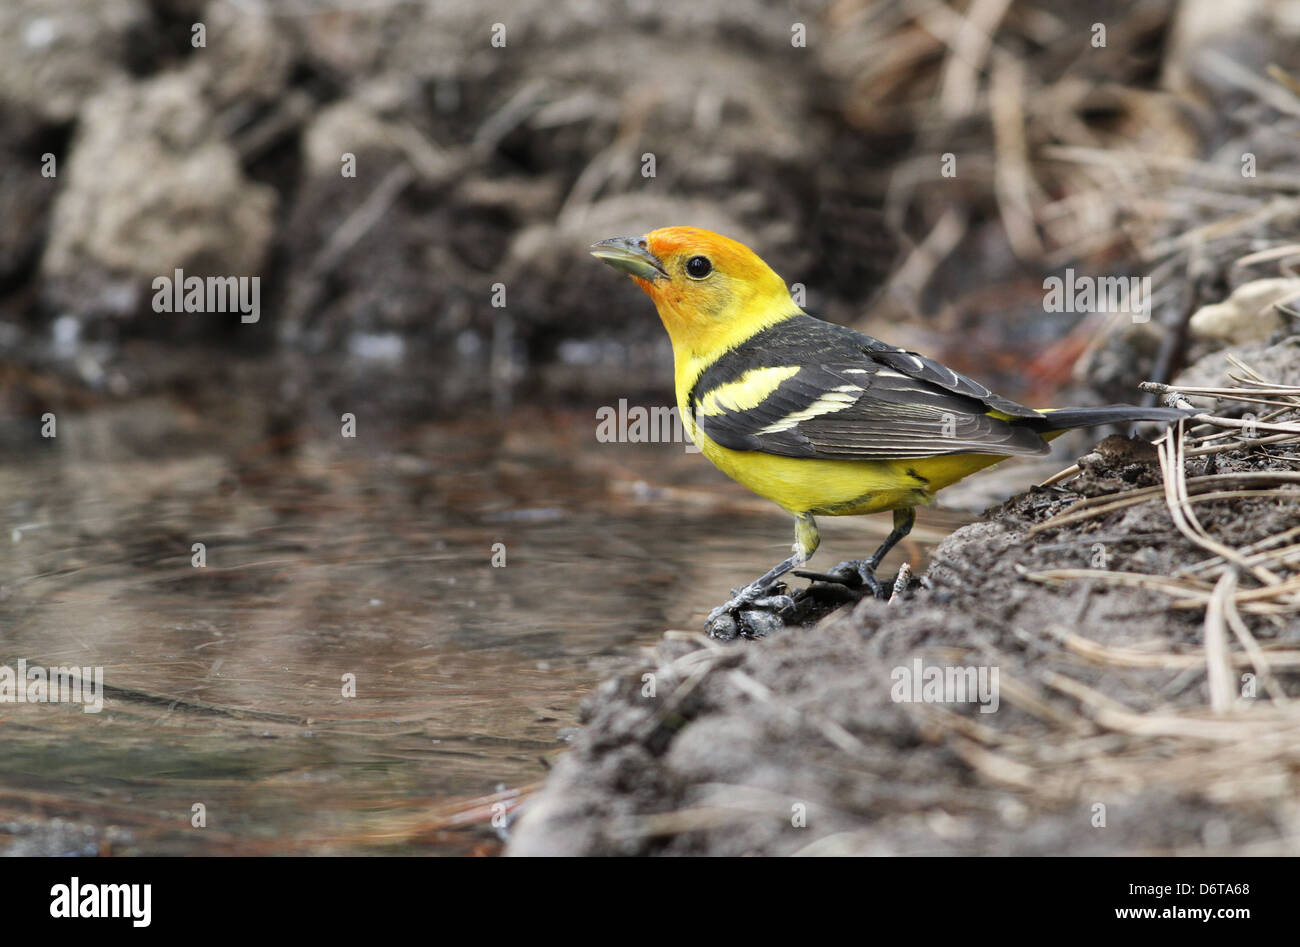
xmin=508 ymin=350 xmax=1300 ymax=855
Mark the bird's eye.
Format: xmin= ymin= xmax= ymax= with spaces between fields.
xmin=685 ymin=255 xmax=712 ymax=279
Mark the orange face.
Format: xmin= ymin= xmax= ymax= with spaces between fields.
xmin=591 ymin=226 xmax=795 ymax=352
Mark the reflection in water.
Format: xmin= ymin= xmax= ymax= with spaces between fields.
xmin=0 ymin=392 xmax=966 ymax=854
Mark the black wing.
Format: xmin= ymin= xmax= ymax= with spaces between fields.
xmin=688 ymin=315 xmax=1050 ymax=460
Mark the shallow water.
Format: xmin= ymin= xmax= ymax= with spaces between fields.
xmin=0 ymin=389 xmax=967 ymax=854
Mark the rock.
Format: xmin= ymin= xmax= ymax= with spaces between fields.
xmin=301 ymin=80 xmax=454 ymax=182
xmin=1188 ymin=278 xmax=1299 ymax=344
xmin=40 ymin=71 xmax=276 ymax=317
xmin=1175 ymin=334 xmax=1300 ymax=391
xmin=0 ymin=0 xmax=147 ymax=124
xmin=188 ymin=1 xmax=292 ymax=108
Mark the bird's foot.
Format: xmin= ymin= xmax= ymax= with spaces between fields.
xmin=793 ymin=560 xmax=888 ymax=600
xmin=795 ymin=561 xmax=917 ymax=602
xmin=705 ymin=582 xmax=795 ymax=640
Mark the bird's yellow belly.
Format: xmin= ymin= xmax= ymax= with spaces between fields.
xmin=694 ymin=429 xmax=1012 ymax=516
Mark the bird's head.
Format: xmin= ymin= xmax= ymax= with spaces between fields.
xmin=591 ymin=226 xmax=799 ymax=355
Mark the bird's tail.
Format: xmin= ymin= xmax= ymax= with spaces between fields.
xmin=1027 ymin=404 xmax=1194 ymax=433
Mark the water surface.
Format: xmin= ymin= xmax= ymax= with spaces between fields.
xmin=0 ymin=386 xmax=966 ymax=854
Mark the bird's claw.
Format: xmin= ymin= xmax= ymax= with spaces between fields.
xmin=793 ymin=560 xmax=889 ymax=600
xmin=705 ymin=583 xmax=793 ymax=640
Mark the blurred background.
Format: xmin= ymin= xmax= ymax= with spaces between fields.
xmin=2 ymin=0 xmax=1299 ymax=854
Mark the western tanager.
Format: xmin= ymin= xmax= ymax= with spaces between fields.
xmin=591 ymin=226 xmax=1188 ymax=637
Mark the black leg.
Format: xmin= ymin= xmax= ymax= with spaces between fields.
xmin=795 ymin=507 xmax=916 ymax=599
xmin=868 ymin=507 xmax=915 ymax=570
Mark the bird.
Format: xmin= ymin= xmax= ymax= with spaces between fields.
xmin=591 ymin=226 xmax=1189 ymax=638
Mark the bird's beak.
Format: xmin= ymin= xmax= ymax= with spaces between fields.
xmin=590 ymin=236 xmax=668 ymax=282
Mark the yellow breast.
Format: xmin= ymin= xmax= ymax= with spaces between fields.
xmin=688 ymin=423 xmax=1012 ymax=517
